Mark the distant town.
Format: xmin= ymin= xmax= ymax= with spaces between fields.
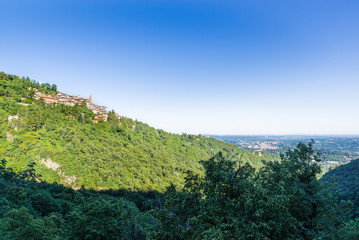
xmin=32 ymin=88 xmax=121 ymax=123
xmin=212 ymin=135 xmax=359 ymax=170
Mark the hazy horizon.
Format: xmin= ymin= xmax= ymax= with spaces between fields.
xmin=207 ymin=134 xmax=359 ymax=137
xmin=2 ymin=0 xmax=359 ymax=135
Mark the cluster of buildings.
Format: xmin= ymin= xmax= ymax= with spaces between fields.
xmin=34 ymin=90 xmax=87 ymax=106
xmin=32 ymin=88 xmax=120 ymax=123
xmin=325 ymin=161 xmax=340 ymax=166
xmin=241 ymin=141 xmax=280 ymax=150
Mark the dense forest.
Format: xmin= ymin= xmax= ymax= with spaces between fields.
xmin=320 ymin=159 xmax=359 ymax=220
xmin=1 ymin=71 xmax=358 ymax=239
xmin=1 ymin=141 xmax=358 ymax=239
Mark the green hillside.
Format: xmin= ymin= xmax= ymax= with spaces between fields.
xmin=0 ymin=72 xmax=270 ymax=192
xmin=1 ymin=138 xmax=355 ymax=239
xmin=320 ymin=159 xmax=359 ymax=219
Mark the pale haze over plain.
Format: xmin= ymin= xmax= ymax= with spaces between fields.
xmin=1 ymin=0 xmax=359 ymax=135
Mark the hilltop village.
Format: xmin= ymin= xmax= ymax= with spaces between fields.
xmin=32 ymin=88 xmax=121 ymax=123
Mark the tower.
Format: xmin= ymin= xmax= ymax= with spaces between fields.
xmin=89 ymin=94 xmax=93 ymax=105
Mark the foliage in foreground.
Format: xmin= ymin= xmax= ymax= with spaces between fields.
xmin=0 ymin=159 xmax=158 ymax=239
xmin=0 ymin=142 xmax=358 ymax=239
xmin=150 ymin=141 xmax=353 ymax=240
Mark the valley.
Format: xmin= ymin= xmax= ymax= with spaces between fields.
xmin=213 ymin=135 xmax=359 ymax=170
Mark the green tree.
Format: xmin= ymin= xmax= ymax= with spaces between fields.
xmin=67 ymin=197 xmax=148 ymax=239
xmin=151 ymin=142 xmax=346 ymax=239
xmin=51 ymin=84 xmax=57 ymax=91
xmin=107 ymin=110 xmax=118 ymax=125
xmin=1 ymin=207 xmax=64 ymax=240
xmin=339 ymin=219 xmax=359 ymax=240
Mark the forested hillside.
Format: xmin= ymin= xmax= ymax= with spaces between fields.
xmin=0 ymin=72 xmax=270 ymax=192
xmin=1 ymin=139 xmax=357 ymax=239
xmin=321 ymin=159 xmax=359 ymax=219
xmin=2 ymin=72 xmax=358 ymax=239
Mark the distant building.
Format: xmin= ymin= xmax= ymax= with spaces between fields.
xmin=326 ymin=161 xmax=339 ymax=165
xmin=42 ymin=96 xmax=58 ymax=103
xmin=33 ymin=90 xmax=120 ymax=123
xmin=93 ymin=114 xmax=108 ymax=123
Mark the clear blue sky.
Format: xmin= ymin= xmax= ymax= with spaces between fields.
xmin=1 ymin=0 xmax=359 ymax=135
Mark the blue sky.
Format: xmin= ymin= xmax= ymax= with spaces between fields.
xmin=1 ymin=0 xmax=359 ymax=135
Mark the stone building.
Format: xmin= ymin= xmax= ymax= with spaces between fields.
xmin=33 ymin=90 xmax=120 ymax=123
